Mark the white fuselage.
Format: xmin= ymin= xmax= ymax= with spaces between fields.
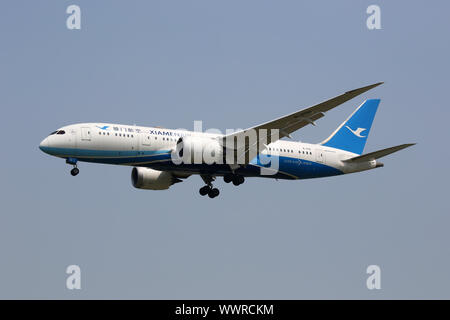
xmin=39 ymin=123 xmax=378 ymax=180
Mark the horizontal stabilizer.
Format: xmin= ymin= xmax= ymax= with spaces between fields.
xmin=342 ymin=143 xmax=415 ymax=162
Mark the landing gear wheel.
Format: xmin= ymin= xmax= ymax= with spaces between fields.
xmin=224 ymin=174 xmax=233 ymax=183
xmin=232 ymin=175 xmax=244 ymax=186
xmin=199 ymin=185 xmax=211 ymax=196
xmin=208 ymin=188 xmax=220 ymax=198
xmin=70 ymin=167 xmax=79 ymax=176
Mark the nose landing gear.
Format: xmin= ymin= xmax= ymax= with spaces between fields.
xmin=70 ymin=167 xmax=79 ymax=176
xmin=66 ymin=158 xmax=79 ymax=176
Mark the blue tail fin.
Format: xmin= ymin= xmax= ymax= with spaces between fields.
xmin=321 ymin=99 xmax=380 ymax=154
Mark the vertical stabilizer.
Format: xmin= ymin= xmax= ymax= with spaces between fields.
xmin=321 ymin=99 xmax=380 ymax=154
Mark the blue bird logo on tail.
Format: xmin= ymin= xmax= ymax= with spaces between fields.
xmin=345 ymin=126 xmax=367 ymax=138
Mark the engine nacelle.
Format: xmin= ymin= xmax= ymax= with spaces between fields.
xmin=174 ymin=136 xmax=223 ymax=165
xmin=131 ymin=167 xmax=181 ymax=190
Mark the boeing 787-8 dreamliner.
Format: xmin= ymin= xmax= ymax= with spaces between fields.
xmin=39 ymin=82 xmax=414 ymax=198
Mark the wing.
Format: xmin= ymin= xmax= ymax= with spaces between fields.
xmin=222 ymin=82 xmax=383 ymax=164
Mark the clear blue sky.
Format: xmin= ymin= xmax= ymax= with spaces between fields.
xmin=0 ymin=0 xmax=449 ymax=298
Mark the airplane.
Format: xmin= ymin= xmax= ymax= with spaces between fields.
xmin=39 ymin=82 xmax=414 ymax=198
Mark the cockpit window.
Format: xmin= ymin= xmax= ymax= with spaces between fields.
xmin=49 ymin=130 xmax=66 ymax=135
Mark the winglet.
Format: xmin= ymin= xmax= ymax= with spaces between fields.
xmin=345 ymin=82 xmax=384 ymax=95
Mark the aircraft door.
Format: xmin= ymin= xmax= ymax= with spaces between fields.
xmin=141 ymin=133 xmax=152 ymax=147
xmin=81 ymin=127 xmax=92 ymax=141
xmin=315 ymin=149 xmax=325 ymax=163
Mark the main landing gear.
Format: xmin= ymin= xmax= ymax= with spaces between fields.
xmin=199 ymin=174 xmax=220 ymax=198
xmin=199 ymin=185 xmax=220 ymax=198
xmin=223 ymin=173 xmax=245 ymax=186
xmin=66 ymin=158 xmax=79 ymax=176
xmin=198 ymin=173 xmax=246 ymax=198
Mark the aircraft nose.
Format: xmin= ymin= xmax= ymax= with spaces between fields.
xmin=39 ymin=137 xmax=49 ymax=153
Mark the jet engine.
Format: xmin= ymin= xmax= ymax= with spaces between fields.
xmin=131 ymin=167 xmax=182 ymax=190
